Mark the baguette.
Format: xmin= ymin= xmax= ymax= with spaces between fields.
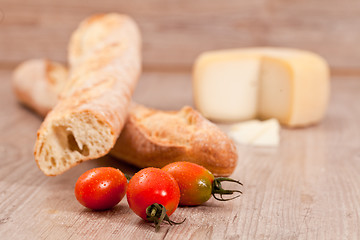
xmin=13 ymin=59 xmax=68 ymax=116
xmin=33 ymin=13 xmax=141 ymax=176
xmin=13 ymin=59 xmax=238 ymax=176
xmin=111 ymin=104 xmax=237 ymax=176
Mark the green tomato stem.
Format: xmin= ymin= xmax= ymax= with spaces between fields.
xmin=145 ymin=203 xmax=185 ymax=232
xmin=124 ymin=173 xmax=133 ymax=181
xmin=212 ymin=177 xmax=243 ymax=201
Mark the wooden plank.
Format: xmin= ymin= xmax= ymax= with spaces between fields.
xmin=0 ymin=69 xmax=360 ymax=239
xmin=0 ymin=0 xmax=360 ymax=74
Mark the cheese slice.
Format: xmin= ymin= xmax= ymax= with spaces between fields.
xmin=229 ymin=118 xmax=280 ymax=147
xmin=193 ymin=47 xmax=330 ymax=127
xmin=252 ymin=119 xmax=280 ymax=146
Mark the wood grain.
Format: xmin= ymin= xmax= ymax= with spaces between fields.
xmin=0 ymin=0 xmax=360 ymax=75
xmin=0 ymin=69 xmax=359 ymax=239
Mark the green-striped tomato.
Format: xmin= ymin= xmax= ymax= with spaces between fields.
xmin=162 ymin=162 xmax=243 ymax=206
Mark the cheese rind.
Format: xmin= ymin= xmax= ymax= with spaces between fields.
xmin=193 ymin=47 xmax=330 ymax=127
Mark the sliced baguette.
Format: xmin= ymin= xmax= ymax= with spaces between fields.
xmin=33 ymin=13 xmax=141 ymax=176
xmin=13 ymin=59 xmax=238 ymax=176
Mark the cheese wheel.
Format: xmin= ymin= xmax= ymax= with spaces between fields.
xmin=193 ymin=47 xmax=330 ymax=127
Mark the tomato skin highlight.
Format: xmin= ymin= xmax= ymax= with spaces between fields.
xmin=75 ymin=167 xmax=127 ymax=210
xmin=126 ymin=168 xmax=180 ymax=221
xmin=162 ymin=162 xmax=215 ymax=206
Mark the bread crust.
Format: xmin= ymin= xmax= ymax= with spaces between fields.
xmin=33 ymin=14 xmax=141 ymax=175
xmin=12 ymin=59 xmax=68 ymax=116
xmin=111 ymin=104 xmax=238 ymax=176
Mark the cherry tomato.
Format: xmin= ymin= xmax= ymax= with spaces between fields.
xmin=126 ymin=167 xmax=182 ymax=231
xmin=75 ymin=167 xmax=127 ymax=210
xmin=162 ymin=162 xmax=243 ymax=206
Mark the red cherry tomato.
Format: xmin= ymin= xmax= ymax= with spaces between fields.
xmin=162 ymin=162 xmax=243 ymax=206
xmin=75 ymin=167 xmax=127 ymax=210
xmin=126 ymin=168 xmax=182 ymax=231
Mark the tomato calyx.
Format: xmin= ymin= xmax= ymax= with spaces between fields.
xmin=145 ymin=203 xmax=185 ymax=232
xmin=124 ymin=173 xmax=133 ymax=181
xmin=212 ymin=177 xmax=243 ymax=201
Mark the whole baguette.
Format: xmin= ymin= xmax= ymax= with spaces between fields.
xmin=13 ymin=60 xmax=238 ymax=176
xmin=33 ymin=13 xmax=141 ymax=176
xmin=111 ymin=104 xmax=238 ymax=176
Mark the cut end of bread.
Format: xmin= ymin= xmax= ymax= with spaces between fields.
xmin=34 ymin=111 xmax=114 ymax=176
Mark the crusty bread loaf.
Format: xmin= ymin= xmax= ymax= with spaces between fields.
xmin=112 ymin=104 xmax=238 ymax=176
xmin=13 ymin=60 xmax=238 ymax=176
xmin=12 ymin=59 xmax=68 ymax=116
xmin=13 ymin=14 xmax=238 ymax=177
xmin=33 ymin=13 xmax=141 ymax=176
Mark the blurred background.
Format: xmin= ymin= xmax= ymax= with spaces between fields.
xmin=0 ymin=0 xmax=359 ymax=77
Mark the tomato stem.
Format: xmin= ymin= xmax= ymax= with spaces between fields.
xmin=124 ymin=173 xmax=133 ymax=181
xmin=145 ymin=203 xmax=185 ymax=232
xmin=212 ymin=177 xmax=243 ymax=201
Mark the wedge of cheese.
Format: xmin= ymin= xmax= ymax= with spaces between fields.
xmin=193 ymin=47 xmax=330 ymax=127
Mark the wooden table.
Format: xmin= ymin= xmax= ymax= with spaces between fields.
xmin=0 ymin=68 xmax=359 ymax=239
